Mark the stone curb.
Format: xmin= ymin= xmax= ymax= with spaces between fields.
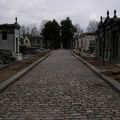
xmin=0 ymin=51 xmax=52 ymax=93
xmin=71 ymin=51 xmax=120 ymax=93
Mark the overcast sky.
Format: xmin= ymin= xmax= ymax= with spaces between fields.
xmin=0 ymin=0 xmax=120 ymax=29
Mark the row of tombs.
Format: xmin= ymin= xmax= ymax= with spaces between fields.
xmin=0 ymin=18 xmax=43 ymax=63
xmin=74 ymin=10 xmax=120 ymax=63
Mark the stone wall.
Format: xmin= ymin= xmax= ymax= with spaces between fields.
xmin=0 ymin=29 xmax=15 ymax=53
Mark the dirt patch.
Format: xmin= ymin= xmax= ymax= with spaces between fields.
xmin=0 ymin=51 xmax=50 ymax=83
xmin=74 ymin=51 xmax=120 ymax=83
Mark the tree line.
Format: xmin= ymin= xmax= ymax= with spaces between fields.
xmin=20 ymin=18 xmax=98 ymax=49
xmin=41 ymin=17 xmax=77 ymax=49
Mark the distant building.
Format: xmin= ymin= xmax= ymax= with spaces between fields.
xmin=19 ymin=36 xmax=31 ymax=54
xmin=73 ymin=33 xmax=79 ymax=50
xmin=0 ymin=18 xmax=22 ymax=59
xmin=96 ymin=10 xmax=120 ymax=63
xmin=23 ymin=36 xmax=31 ymax=48
xmin=29 ymin=36 xmax=43 ymax=49
xmin=75 ymin=33 xmax=96 ymax=53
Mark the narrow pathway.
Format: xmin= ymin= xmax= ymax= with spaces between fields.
xmin=0 ymin=50 xmax=120 ymax=120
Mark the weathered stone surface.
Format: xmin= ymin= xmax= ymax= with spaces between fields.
xmin=0 ymin=50 xmax=120 ymax=120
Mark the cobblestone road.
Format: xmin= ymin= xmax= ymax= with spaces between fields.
xmin=0 ymin=50 xmax=120 ymax=120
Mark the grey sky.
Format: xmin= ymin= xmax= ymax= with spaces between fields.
xmin=0 ymin=0 xmax=120 ymax=29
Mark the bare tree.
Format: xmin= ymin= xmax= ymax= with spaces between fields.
xmin=20 ymin=20 xmax=48 ymax=37
xmin=20 ymin=25 xmax=26 ymax=36
xmin=20 ymin=24 xmax=41 ymax=37
xmin=20 ymin=25 xmax=31 ymax=36
xmin=75 ymin=24 xmax=83 ymax=35
xmin=87 ymin=20 xmax=99 ymax=33
xmin=40 ymin=20 xmax=48 ymax=30
xmin=38 ymin=20 xmax=48 ymax=36
xmin=29 ymin=24 xmax=38 ymax=36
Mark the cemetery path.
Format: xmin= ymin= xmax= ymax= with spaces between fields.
xmin=0 ymin=49 xmax=120 ymax=120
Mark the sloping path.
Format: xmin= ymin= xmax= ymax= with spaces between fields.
xmin=0 ymin=50 xmax=120 ymax=120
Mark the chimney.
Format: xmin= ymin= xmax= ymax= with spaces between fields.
xmin=107 ymin=10 xmax=110 ymax=18
xmin=100 ymin=16 xmax=103 ymax=22
xmin=114 ymin=9 xmax=117 ymax=18
xmin=15 ymin=17 xmax=17 ymax=23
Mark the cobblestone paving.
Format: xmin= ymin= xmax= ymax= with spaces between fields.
xmin=0 ymin=50 xmax=120 ymax=120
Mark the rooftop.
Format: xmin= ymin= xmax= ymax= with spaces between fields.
xmin=0 ymin=17 xmax=20 ymax=30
